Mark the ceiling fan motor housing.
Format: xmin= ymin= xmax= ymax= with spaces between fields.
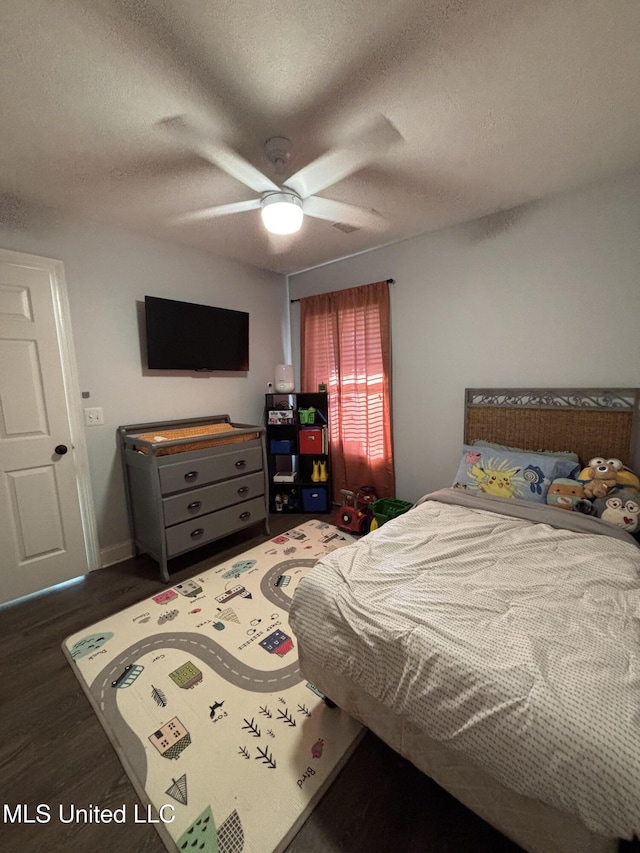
xmin=264 ymin=136 xmax=293 ymax=171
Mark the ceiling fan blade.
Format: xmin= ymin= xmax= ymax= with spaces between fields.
xmin=161 ymin=116 xmax=279 ymax=194
xmin=283 ymin=115 xmax=402 ymax=199
xmin=303 ymin=196 xmax=387 ymax=230
xmin=172 ymin=198 xmax=261 ymax=224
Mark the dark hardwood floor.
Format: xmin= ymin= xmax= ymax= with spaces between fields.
xmin=1 ymin=514 xmax=526 ymax=853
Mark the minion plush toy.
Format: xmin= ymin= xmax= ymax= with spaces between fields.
xmin=577 ymin=457 xmax=640 ymax=499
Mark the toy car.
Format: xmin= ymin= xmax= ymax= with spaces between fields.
xmin=335 ymin=487 xmax=377 ymax=534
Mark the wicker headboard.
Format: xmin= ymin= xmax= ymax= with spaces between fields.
xmin=464 ymin=388 xmax=640 ymax=467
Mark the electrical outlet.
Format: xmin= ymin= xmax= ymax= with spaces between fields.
xmin=84 ymin=407 xmax=104 ymax=426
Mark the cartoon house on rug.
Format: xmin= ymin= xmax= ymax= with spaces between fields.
xmin=259 ymin=629 xmax=294 ymax=657
xmin=169 ymin=661 xmax=203 ymax=689
xmin=174 ymin=579 xmax=203 ymax=597
xmin=148 ymin=717 xmax=191 ymax=759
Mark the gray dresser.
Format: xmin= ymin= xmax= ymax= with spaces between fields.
xmin=118 ymin=416 xmax=269 ymax=582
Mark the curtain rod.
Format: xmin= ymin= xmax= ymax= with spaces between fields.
xmin=290 ymin=278 xmax=395 ymax=303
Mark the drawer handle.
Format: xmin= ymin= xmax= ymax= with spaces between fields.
xmin=235 ymin=459 xmax=247 ymax=468
xmin=187 ymin=501 xmax=202 ymax=511
xmin=239 ymin=511 xmax=251 ymax=520
xmin=237 ymin=486 xmax=249 ymax=495
xmin=184 ymin=470 xmax=199 ymax=481
xmin=190 ymin=528 xmax=204 ymax=539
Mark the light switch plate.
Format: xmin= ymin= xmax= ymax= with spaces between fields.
xmin=84 ymin=407 xmax=104 ymax=426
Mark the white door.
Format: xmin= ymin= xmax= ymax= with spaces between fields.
xmin=0 ymin=249 xmax=96 ymax=604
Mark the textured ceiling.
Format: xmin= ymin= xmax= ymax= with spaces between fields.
xmin=1 ymin=0 xmax=639 ymax=275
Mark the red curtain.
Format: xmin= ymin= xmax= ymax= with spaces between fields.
xmin=299 ymin=280 xmax=394 ymax=502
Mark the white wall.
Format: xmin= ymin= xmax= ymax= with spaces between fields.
xmin=289 ymin=171 xmax=640 ymax=503
xmin=0 ymin=209 xmax=287 ymax=561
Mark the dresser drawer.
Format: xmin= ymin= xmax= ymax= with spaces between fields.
xmin=165 ymin=497 xmax=266 ymax=557
xmin=162 ymin=472 xmax=264 ymax=527
xmin=158 ymin=446 xmax=263 ymax=495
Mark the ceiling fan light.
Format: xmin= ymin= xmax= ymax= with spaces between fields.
xmin=261 ymin=192 xmax=303 ymax=235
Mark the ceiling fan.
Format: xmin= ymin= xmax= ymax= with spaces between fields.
xmin=161 ymin=115 xmax=402 ymax=238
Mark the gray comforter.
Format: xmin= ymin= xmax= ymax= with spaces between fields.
xmin=290 ymin=489 xmax=640 ymax=838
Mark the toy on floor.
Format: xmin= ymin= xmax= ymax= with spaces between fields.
xmin=335 ymin=486 xmax=377 ymax=534
xmin=356 ymin=485 xmax=377 ymax=510
xmin=370 ymin=497 xmax=414 ymax=529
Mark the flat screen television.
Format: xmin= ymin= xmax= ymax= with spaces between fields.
xmin=144 ymin=295 xmax=249 ymax=371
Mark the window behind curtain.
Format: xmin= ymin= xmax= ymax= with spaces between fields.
xmin=300 ymin=280 xmax=394 ymax=501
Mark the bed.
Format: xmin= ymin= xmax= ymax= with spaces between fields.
xmin=289 ymin=388 xmax=640 ymax=853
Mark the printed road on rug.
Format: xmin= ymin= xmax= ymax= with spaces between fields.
xmin=63 ymin=520 xmax=362 ymax=853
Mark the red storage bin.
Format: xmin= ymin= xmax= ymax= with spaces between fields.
xmin=298 ymin=428 xmax=323 ymax=454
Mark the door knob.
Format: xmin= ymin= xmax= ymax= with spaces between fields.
xmin=55 ymin=444 xmax=68 ymax=455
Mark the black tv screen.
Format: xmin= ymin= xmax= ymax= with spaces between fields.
xmin=145 ymin=296 xmax=249 ymax=371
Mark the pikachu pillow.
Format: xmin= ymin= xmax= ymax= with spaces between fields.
xmin=453 ymin=446 xmax=579 ymax=504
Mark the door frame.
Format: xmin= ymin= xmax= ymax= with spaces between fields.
xmin=1 ymin=247 xmax=100 ymax=575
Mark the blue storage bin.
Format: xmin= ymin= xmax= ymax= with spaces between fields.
xmin=302 ymin=487 xmax=329 ymax=512
xmin=270 ymin=439 xmax=294 ymax=454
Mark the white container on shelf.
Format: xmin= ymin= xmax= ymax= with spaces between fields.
xmin=274 ymin=364 xmax=294 ymax=392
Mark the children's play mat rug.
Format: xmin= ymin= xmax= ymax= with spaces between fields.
xmin=63 ymin=520 xmax=363 ymax=853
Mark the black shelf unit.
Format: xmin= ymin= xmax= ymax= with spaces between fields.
xmin=265 ymin=392 xmax=331 ymax=514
